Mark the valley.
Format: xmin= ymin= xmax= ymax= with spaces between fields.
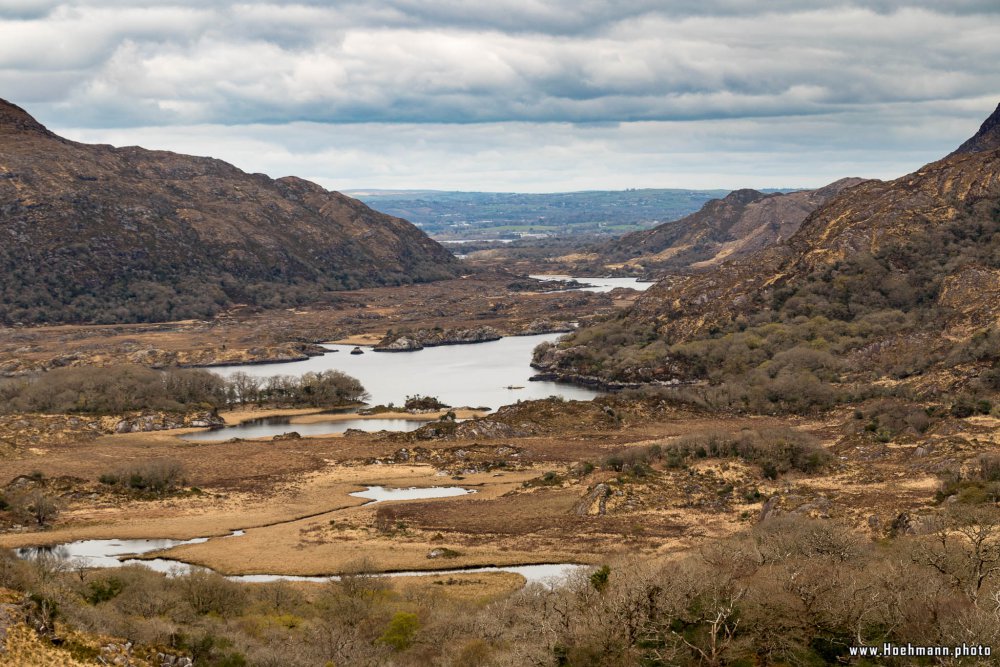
xmin=1 ymin=98 xmax=999 ymax=666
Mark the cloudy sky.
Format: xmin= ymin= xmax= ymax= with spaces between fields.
xmin=2 ymin=0 xmax=999 ymax=192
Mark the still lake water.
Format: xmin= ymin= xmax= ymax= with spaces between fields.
xmin=206 ymin=333 xmax=598 ymax=411
xmin=529 ymin=274 xmax=654 ymax=293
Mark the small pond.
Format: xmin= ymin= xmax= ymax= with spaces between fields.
xmin=182 ymin=416 xmax=427 ymax=441
xmin=529 ymin=274 xmax=654 ymax=293
xmin=348 ymin=485 xmax=475 ymax=503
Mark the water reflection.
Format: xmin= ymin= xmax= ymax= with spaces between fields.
xmin=206 ymin=333 xmax=599 ymax=410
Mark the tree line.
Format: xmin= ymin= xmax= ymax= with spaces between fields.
xmin=0 ymin=365 xmax=368 ymax=415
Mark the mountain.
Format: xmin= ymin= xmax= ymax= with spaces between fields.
xmin=0 ymin=99 xmax=460 ymax=325
xmin=534 ymin=103 xmax=1000 ymax=402
xmin=948 ymin=102 xmax=1000 ymax=157
xmin=594 ymin=178 xmax=866 ymax=272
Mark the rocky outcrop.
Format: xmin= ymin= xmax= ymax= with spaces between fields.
xmin=108 ymin=411 xmax=224 ymax=434
xmin=518 ymin=318 xmax=575 ymax=335
xmin=369 ymin=444 xmax=526 ymax=473
xmin=574 ymin=483 xmax=611 ymax=516
xmin=374 ymin=326 xmax=502 ymax=352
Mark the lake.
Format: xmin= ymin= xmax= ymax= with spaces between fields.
xmin=206 ymin=333 xmax=598 ymax=411
xmin=529 ymin=274 xmax=654 ymax=293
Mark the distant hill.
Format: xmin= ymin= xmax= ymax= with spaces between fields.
xmin=590 ymin=178 xmax=866 ymax=273
xmin=0 ymin=100 xmax=460 ymax=325
xmin=535 ymin=103 xmax=1000 ymax=402
xmin=348 ymin=188 xmax=733 ymax=240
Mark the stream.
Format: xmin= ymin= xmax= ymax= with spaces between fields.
xmin=15 ymin=487 xmax=587 ymax=587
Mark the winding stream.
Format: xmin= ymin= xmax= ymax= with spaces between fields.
xmin=15 ymin=487 xmax=587 ymax=586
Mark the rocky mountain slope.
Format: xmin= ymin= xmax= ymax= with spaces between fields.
xmin=594 ymin=178 xmax=866 ymax=273
xmin=535 ymin=103 xmax=1000 ymax=399
xmin=0 ymin=99 xmax=460 ymax=325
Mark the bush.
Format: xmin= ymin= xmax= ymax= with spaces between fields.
xmin=100 ymin=460 xmax=186 ymax=495
xmin=589 ymin=565 xmax=611 ymax=592
xmin=403 ymin=395 xmax=449 ymax=411
xmin=85 ymin=577 xmax=124 ymax=605
xmin=936 ymin=454 xmax=1000 ymax=504
xmin=378 ymin=612 xmax=420 ymax=651
xmin=661 ymin=428 xmax=830 ymax=477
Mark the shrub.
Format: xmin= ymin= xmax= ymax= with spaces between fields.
xmin=378 ymin=612 xmax=419 ymax=651
xmin=99 ymin=460 xmax=186 ymax=495
xmin=85 ymin=577 xmax=124 ymax=605
xmin=403 ymin=395 xmax=450 ymax=411
xmin=589 ymin=565 xmax=611 ymax=593
xmin=661 ymin=428 xmax=830 ymax=477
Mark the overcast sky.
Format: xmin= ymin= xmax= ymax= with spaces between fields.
xmin=2 ymin=0 xmax=999 ymax=192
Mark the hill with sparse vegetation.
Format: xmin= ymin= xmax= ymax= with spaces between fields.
xmin=0 ymin=99 xmax=460 ymax=325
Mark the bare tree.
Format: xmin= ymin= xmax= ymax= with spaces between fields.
xmin=913 ymin=506 xmax=1000 ymax=604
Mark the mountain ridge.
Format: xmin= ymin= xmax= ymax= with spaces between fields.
xmin=948 ymin=102 xmax=1000 ymax=157
xmin=534 ymin=102 xmax=1000 ymax=396
xmin=0 ymin=99 xmax=460 ymax=325
xmin=591 ymin=177 xmax=866 ymax=273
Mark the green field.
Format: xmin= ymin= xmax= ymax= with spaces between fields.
xmin=349 ymin=188 xmax=732 ymax=240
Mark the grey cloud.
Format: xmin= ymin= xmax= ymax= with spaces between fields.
xmin=53 ymin=100 xmax=985 ymax=192
xmin=3 ymin=2 xmax=992 ymax=129
xmin=2 ymin=1 xmax=998 ymax=190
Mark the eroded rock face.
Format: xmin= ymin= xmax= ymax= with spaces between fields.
xmin=373 ymin=326 xmax=502 ymax=351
